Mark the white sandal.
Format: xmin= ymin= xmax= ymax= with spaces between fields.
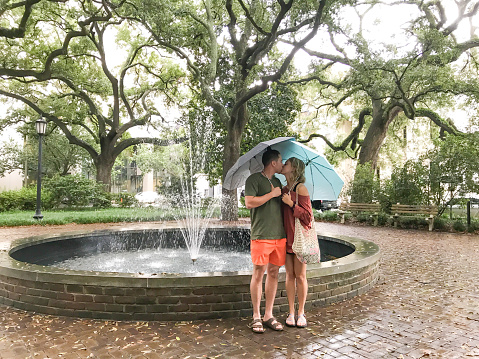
xmin=285 ymin=313 xmax=296 ymax=327
xmin=296 ymin=314 xmax=307 ymax=328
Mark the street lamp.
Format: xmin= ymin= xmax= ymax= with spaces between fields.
xmin=33 ymin=117 xmax=47 ymax=220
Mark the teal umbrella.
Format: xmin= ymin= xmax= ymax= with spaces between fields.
xmin=223 ymin=137 xmax=344 ymax=201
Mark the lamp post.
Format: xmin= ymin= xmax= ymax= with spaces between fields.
xmin=33 ymin=117 xmax=47 ymax=220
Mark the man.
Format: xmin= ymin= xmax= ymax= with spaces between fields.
xmin=244 ymin=149 xmax=286 ymax=333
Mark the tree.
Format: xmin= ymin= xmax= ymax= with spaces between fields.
xmin=124 ymin=0 xmax=341 ymax=219
xmin=296 ymin=0 xmax=479 ymax=179
xmin=428 ymin=132 xmax=479 ymax=213
xmin=0 ymin=0 xmax=186 ymax=189
xmin=0 ymin=126 xmax=92 ymax=181
xmin=0 ymin=0 xmax=62 ymax=39
xmin=191 ymin=83 xmax=300 ymax=185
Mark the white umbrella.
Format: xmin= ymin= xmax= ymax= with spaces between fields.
xmin=223 ymin=137 xmax=294 ymax=190
xmin=223 ymin=137 xmax=344 ymax=201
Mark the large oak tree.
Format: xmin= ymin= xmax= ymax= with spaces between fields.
xmin=0 ymin=0 xmax=185 ymax=188
xmin=121 ymin=0 xmax=346 ymax=219
xmin=295 ymin=0 xmax=479 ymax=200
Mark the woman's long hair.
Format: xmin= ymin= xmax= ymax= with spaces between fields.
xmin=288 ymin=157 xmax=306 ymax=184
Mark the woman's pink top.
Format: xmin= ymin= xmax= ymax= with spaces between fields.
xmin=281 ymin=184 xmax=313 ymax=254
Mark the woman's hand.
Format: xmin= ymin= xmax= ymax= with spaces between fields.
xmin=282 ymin=193 xmax=294 ymax=208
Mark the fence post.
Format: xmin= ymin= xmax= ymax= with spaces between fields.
xmin=467 ymin=200 xmax=471 ymax=229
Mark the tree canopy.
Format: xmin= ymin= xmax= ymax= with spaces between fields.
xmin=296 ymin=0 xmax=479 ymax=171
xmin=0 ymin=0 xmax=186 ymax=188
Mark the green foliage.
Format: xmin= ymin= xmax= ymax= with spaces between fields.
xmin=0 ymin=187 xmax=52 ymax=212
xmin=195 ymin=83 xmax=300 ymax=183
xmin=0 ymin=1 xmax=187 ymax=188
xmin=468 ymin=221 xmax=479 ymax=233
xmin=242 ymin=84 xmax=300 ymax=153
xmin=238 ymin=208 xmax=250 ymax=218
xmin=428 ymin=133 xmax=479 ymax=210
xmin=385 ymin=160 xmax=430 ymax=205
xmin=348 ymin=163 xmax=380 ymax=203
xmin=356 ymin=214 xmax=370 ymax=223
xmin=0 ymin=207 xmax=180 ymax=227
xmin=319 ymin=210 xmax=339 ymax=222
xmin=398 ymin=216 xmax=428 ymax=229
xmin=44 ymin=175 xmax=111 ymax=208
xmin=377 ymin=213 xmax=389 ymax=226
xmin=453 ymin=220 xmax=466 ymax=232
xmin=112 ymin=193 xmax=138 ymax=208
xmin=433 ymin=216 xmax=447 ymax=230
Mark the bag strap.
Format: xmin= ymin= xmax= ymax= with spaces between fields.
xmin=295 ymin=184 xmax=313 ymax=226
xmin=295 ymin=183 xmax=302 ymax=205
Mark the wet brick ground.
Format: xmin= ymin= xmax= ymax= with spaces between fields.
xmin=1 ymin=221 xmax=479 ymax=358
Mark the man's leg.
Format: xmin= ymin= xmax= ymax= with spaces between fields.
xmin=250 ymin=264 xmax=267 ymax=320
xmin=263 ymin=263 xmax=280 ymax=322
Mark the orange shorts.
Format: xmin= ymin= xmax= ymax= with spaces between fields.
xmin=250 ymin=238 xmax=286 ymax=266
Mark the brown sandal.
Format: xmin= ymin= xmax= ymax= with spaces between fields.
xmin=263 ymin=317 xmax=283 ymax=331
xmin=248 ymin=318 xmax=265 ymax=333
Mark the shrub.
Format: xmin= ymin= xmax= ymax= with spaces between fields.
xmin=113 ymin=193 xmax=138 ymax=207
xmin=453 ymin=220 xmax=466 ymax=232
xmin=238 ymin=207 xmax=250 ymax=218
xmin=320 ymin=210 xmax=338 ymax=222
xmin=348 ymin=163 xmax=380 ymax=203
xmin=356 ymin=214 xmax=370 ymax=223
xmin=0 ymin=187 xmax=54 ymax=212
xmin=92 ymin=191 xmax=112 ymax=209
xmin=467 ymin=221 xmax=479 ymax=233
xmin=0 ymin=190 xmax=21 ymax=212
xmin=44 ymin=174 xmax=111 ymax=208
xmin=388 ymin=161 xmax=429 ymax=205
xmin=433 ymin=216 xmax=447 ymax=230
xmin=377 ymin=213 xmax=389 ymax=226
xmin=399 ymin=216 xmax=428 ymax=229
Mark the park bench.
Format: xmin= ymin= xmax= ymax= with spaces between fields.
xmin=390 ymin=204 xmax=438 ymax=231
xmin=338 ymin=202 xmax=381 ymax=226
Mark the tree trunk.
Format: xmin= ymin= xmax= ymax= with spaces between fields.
xmin=357 ymin=100 xmax=391 ymax=168
xmin=221 ymin=121 xmax=242 ymax=221
xmin=351 ymin=100 xmax=396 ymax=202
xmin=95 ymin=155 xmax=115 ymax=192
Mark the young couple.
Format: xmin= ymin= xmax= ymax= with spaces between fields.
xmin=244 ymin=149 xmax=314 ymax=334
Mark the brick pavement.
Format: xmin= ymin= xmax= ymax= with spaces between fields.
xmin=1 ymin=222 xmax=479 ymax=358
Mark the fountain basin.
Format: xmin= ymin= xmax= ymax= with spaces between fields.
xmin=0 ymin=227 xmax=380 ymax=321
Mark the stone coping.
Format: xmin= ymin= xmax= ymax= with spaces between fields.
xmin=2 ymin=228 xmax=379 ymax=286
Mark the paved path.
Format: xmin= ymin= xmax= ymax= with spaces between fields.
xmin=1 ymin=222 xmax=479 ymax=358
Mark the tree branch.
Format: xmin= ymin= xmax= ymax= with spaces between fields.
xmin=113 ymin=136 xmax=187 ymax=157
xmin=298 ymin=108 xmax=372 ymax=159
xmin=0 ymin=88 xmax=100 ymax=158
xmin=233 ymin=0 xmax=328 ymax=115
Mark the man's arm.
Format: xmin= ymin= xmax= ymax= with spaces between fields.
xmin=245 ymin=184 xmax=282 ymax=209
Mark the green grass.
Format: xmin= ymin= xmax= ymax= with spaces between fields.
xmin=0 ymin=207 xmax=189 ymax=227
xmin=0 ymin=205 xmax=234 ymax=227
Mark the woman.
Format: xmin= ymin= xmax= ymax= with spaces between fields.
xmin=281 ymin=157 xmax=313 ymax=328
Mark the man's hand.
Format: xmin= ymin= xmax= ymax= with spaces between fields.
xmin=270 ymin=184 xmax=281 ymax=198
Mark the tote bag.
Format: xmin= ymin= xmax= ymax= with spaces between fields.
xmin=291 ymin=186 xmax=321 ymax=264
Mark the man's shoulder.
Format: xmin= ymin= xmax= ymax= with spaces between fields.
xmin=246 ymin=172 xmax=262 ymax=182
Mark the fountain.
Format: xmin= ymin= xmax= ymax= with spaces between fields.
xmin=0 ymin=227 xmax=379 ymax=321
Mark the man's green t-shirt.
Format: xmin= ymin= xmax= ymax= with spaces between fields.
xmin=244 ymin=172 xmax=286 ymax=240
